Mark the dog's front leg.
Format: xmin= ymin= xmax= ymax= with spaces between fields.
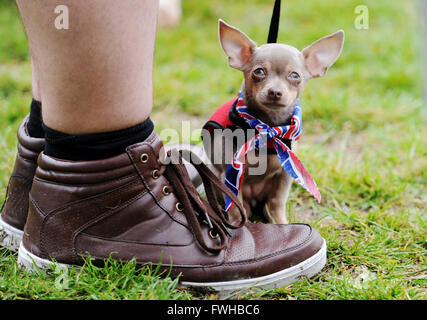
xmin=263 ymin=140 xmax=299 ymax=224
xmin=264 ymin=172 xmax=293 ymax=224
xmin=225 ymin=187 xmax=250 ymax=222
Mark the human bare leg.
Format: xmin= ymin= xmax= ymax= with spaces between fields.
xmin=16 ymin=0 xmax=157 ymax=134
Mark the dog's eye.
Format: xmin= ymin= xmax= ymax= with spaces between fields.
xmin=288 ymin=72 xmax=300 ymax=81
xmin=253 ymin=68 xmax=266 ymax=77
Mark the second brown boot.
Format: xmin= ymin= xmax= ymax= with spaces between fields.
xmin=0 ymin=116 xmax=45 ymax=251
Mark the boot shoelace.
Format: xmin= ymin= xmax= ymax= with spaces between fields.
xmin=158 ymin=149 xmax=247 ymax=253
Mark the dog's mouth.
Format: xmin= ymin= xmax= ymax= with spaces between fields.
xmin=261 ymin=101 xmax=287 ymax=109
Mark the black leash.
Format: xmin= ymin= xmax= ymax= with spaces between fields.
xmin=267 ymin=0 xmax=281 ymax=43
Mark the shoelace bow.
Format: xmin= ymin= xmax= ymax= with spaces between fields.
xmin=160 ymin=149 xmax=246 ymax=253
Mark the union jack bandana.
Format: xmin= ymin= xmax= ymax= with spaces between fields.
xmin=224 ymin=92 xmax=321 ymax=213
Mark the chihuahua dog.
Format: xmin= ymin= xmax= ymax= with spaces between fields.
xmin=203 ymin=20 xmax=344 ymax=224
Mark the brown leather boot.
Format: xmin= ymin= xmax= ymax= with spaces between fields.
xmin=0 ymin=119 xmax=202 ymax=252
xmin=0 ymin=116 xmax=45 ymax=251
xmin=18 ymin=131 xmax=326 ymax=292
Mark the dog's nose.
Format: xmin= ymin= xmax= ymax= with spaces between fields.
xmin=268 ymin=88 xmax=282 ymax=100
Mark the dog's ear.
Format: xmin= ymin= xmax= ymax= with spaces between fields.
xmin=302 ymin=30 xmax=344 ymax=78
xmin=219 ymin=19 xmax=257 ymax=70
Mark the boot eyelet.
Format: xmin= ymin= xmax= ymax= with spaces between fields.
xmin=152 ymin=169 xmax=160 ymax=179
xmin=209 ymin=229 xmax=219 ymax=239
xmin=162 ymin=186 xmax=170 ymax=196
xmin=176 ymin=202 xmax=184 ymax=212
xmin=140 ymin=153 xmax=149 ymax=163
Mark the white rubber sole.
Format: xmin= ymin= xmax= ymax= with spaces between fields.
xmin=18 ymin=240 xmax=327 ymax=294
xmin=181 ymin=240 xmax=327 ymax=295
xmin=18 ymin=243 xmax=70 ymax=273
xmin=0 ymin=215 xmax=24 ymax=252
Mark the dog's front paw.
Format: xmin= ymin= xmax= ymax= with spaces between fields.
xmin=263 ymin=203 xmax=289 ymax=224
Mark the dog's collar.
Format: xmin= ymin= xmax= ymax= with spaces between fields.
xmin=223 ymin=93 xmax=321 ymax=212
xmin=203 ymin=94 xmax=292 ymax=152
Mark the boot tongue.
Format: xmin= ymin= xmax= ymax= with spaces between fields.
xmin=148 ymin=131 xmax=167 ymax=163
xmin=127 ymin=130 xmax=168 ymax=164
xmin=20 ymin=115 xmax=46 ymax=151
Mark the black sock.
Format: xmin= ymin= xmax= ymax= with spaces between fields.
xmin=27 ymin=99 xmax=44 ymax=138
xmin=43 ymin=118 xmax=154 ymax=161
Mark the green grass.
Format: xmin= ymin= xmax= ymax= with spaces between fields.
xmin=0 ymin=0 xmax=426 ymax=300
